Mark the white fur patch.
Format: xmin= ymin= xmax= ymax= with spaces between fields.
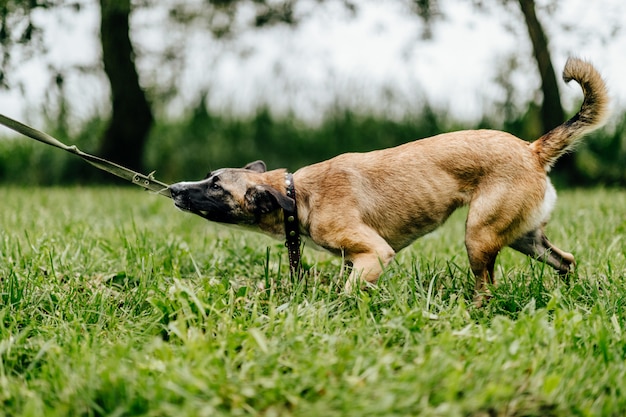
xmin=539 ymin=179 xmax=557 ymax=224
xmin=524 ymin=178 xmax=557 ymax=233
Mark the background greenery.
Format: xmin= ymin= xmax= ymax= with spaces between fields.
xmin=1 ymin=100 xmax=625 ymax=187
xmin=1 ymin=1 xmax=624 ymax=187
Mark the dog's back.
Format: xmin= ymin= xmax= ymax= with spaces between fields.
xmin=295 ymin=129 xmax=540 ymax=251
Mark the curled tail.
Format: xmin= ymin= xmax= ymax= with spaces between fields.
xmin=530 ymin=57 xmax=609 ymax=171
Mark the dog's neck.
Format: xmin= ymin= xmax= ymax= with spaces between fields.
xmin=254 ymin=169 xmax=304 ymax=233
xmin=250 ymin=170 xmax=302 ymax=277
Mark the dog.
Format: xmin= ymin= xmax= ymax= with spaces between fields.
xmin=169 ymin=57 xmax=609 ymax=304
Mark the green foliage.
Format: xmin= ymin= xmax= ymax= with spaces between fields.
xmin=0 ymin=187 xmax=624 ymax=415
xmin=0 ymin=116 xmax=107 ymax=185
xmin=574 ymin=115 xmax=626 ymax=186
xmin=143 ymin=103 xmax=445 ymax=181
xmin=0 ymin=103 xmax=624 ymax=185
xmin=484 ymin=105 xmax=626 ymax=187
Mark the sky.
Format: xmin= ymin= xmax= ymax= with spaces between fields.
xmin=1 ymin=0 xmax=625 ymax=128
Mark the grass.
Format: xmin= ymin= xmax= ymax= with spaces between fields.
xmin=0 ymin=186 xmax=625 ymax=416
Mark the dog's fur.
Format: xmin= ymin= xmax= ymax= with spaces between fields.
xmin=170 ymin=58 xmax=609 ymax=303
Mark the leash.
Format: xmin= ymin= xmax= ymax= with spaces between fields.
xmin=0 ymin=113 xmax=171 ymax=198
xmin=283 ymin=173 xmax=302 ymax=279
xmin=0 ymin=113 xmax=303 ymax=276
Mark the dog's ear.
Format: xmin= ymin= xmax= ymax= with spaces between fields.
xmin=243 ymin=160 xmax=267 ymax=173
xmin=244 ymin=185 xmax=295 ymax=215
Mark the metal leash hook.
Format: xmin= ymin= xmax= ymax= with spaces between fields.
xmin=0 ymin=113 xmax=172 ymax=198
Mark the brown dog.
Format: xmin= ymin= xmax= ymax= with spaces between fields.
xmin=169 ymin=58 xmax=608 ymax=303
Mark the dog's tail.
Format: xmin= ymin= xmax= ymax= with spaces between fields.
xmin=530 ymin=57 xmax=609 ymax=171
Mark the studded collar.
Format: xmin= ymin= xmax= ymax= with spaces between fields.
xmin=283 ymin=173 xmax=301 ymax=278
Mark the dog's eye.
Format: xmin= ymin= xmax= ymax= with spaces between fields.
xmin=210 ymin=181 xmax=221 ymax=191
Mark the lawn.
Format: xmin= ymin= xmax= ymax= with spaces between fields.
xmin=0 ymin=186 xmax=625 ymax=416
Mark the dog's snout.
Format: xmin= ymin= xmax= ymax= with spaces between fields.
xmin=169 ymin=182 xmax=195 ymax=212
xmin=168 ymin=183 xmax=185 ymax=199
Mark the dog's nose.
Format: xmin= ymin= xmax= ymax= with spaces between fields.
xmin=168 ymin=183 xmax=185 ymax=199
xmin=169 ymin=183 xmax=192 ymax=211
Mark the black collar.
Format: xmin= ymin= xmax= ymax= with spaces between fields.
xmin=284 ymin=173 xmax=301 ymax=278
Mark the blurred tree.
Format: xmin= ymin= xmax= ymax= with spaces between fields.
xmin=409 ymin=0 xmax=564 ymax=133
xmin=408 ymin=0 xmax=585 ymax=175
xmin=516 ymin=0 xmax=564 ymax=131
xmin=0 ymin=0 xmax=152 ymax=172
xmin=0 ymin=0 xmax=41 ymax=89
xmin=0 ymin=0 xmax=314 ymax=173
xmin=98 ymin=0 xmax=152 ymax=171
xmin=0 ymin=1 xmax=62 ymax=88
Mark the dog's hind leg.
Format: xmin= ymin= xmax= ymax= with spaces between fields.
xmin=464 ymin=191 xmax=532 ymax=306
xmin=509 ymin=228 xmax=575 ymax=274
xmin=464 ymin=228 xmax=502 ymax=307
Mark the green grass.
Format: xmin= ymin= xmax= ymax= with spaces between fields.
xmin=0 ymin=186 xmax=625 ymax=416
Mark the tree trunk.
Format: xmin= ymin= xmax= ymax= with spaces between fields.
xmin=99 ymin=0 xmax=152 ymax=172
xmin=517 ymin=0 xmax=564 ymax=132
xmin=517 ymin=0 xmax=578 ymax=179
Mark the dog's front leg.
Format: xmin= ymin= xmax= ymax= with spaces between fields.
xmin=342 ymin=232 xmax=395 ymax=292
xmin=344 ymin=250 xmax=395 ymax=292
xmin=310 ymin=220 xmax=395 ymax=292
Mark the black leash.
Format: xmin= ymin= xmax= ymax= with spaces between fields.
xmin=0 ymin=113 xmax=171 ymax=197
xmin=283 ymin=173 xmax=302 ymax=279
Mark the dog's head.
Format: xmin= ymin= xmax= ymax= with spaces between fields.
xmin=169 ymin=160 xmax=295 ymax=225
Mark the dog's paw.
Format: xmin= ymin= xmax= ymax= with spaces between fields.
xmin=473 ymin=291 xmax=492 ymax=308
xmin=343 ymin=279 xmax=378 ymax=294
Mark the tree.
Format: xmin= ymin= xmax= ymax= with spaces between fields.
xmin=0 ymin=0 xmax=152 ymax=173
xmin=516 ymin=0 xmax=564 ymax=132
xmin=407 ymin=0 xmax=584 ymax=176
xmin=410 ymin=0 xmax=564 ymax=133
xmin=515 ymin=0 xmax=580 ymax=175
xmin=99 ymin=0 xmax=310 ymax=172
xmin=1 ymin=0 xmax=310 ymax=176
xmin=98 ymin=0 xmax=152 ymax=172
xmin=0 ymin=1 xmax=59 ymax=89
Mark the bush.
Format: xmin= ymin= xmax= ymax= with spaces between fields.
xmin=143 ymin=102 xmax=450 ymax=181
xmin=0 ymin=103 xmax=624 ymax=186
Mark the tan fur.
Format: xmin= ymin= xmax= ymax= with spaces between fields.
xmin=170 ymin=58 xmax=609 ymax=305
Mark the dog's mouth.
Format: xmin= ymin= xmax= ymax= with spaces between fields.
xmin=189 ymin=208 xmax=211 ymax=219
xmin=184 ymin=207 xmax=210 ymax=218
xmin=170 ymin=183 xmax=211 ymax=220
xmin=172 ymin=196 xmax=243 ymax=224
xmin=173 ymin=200 xmax=211 ymax=220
